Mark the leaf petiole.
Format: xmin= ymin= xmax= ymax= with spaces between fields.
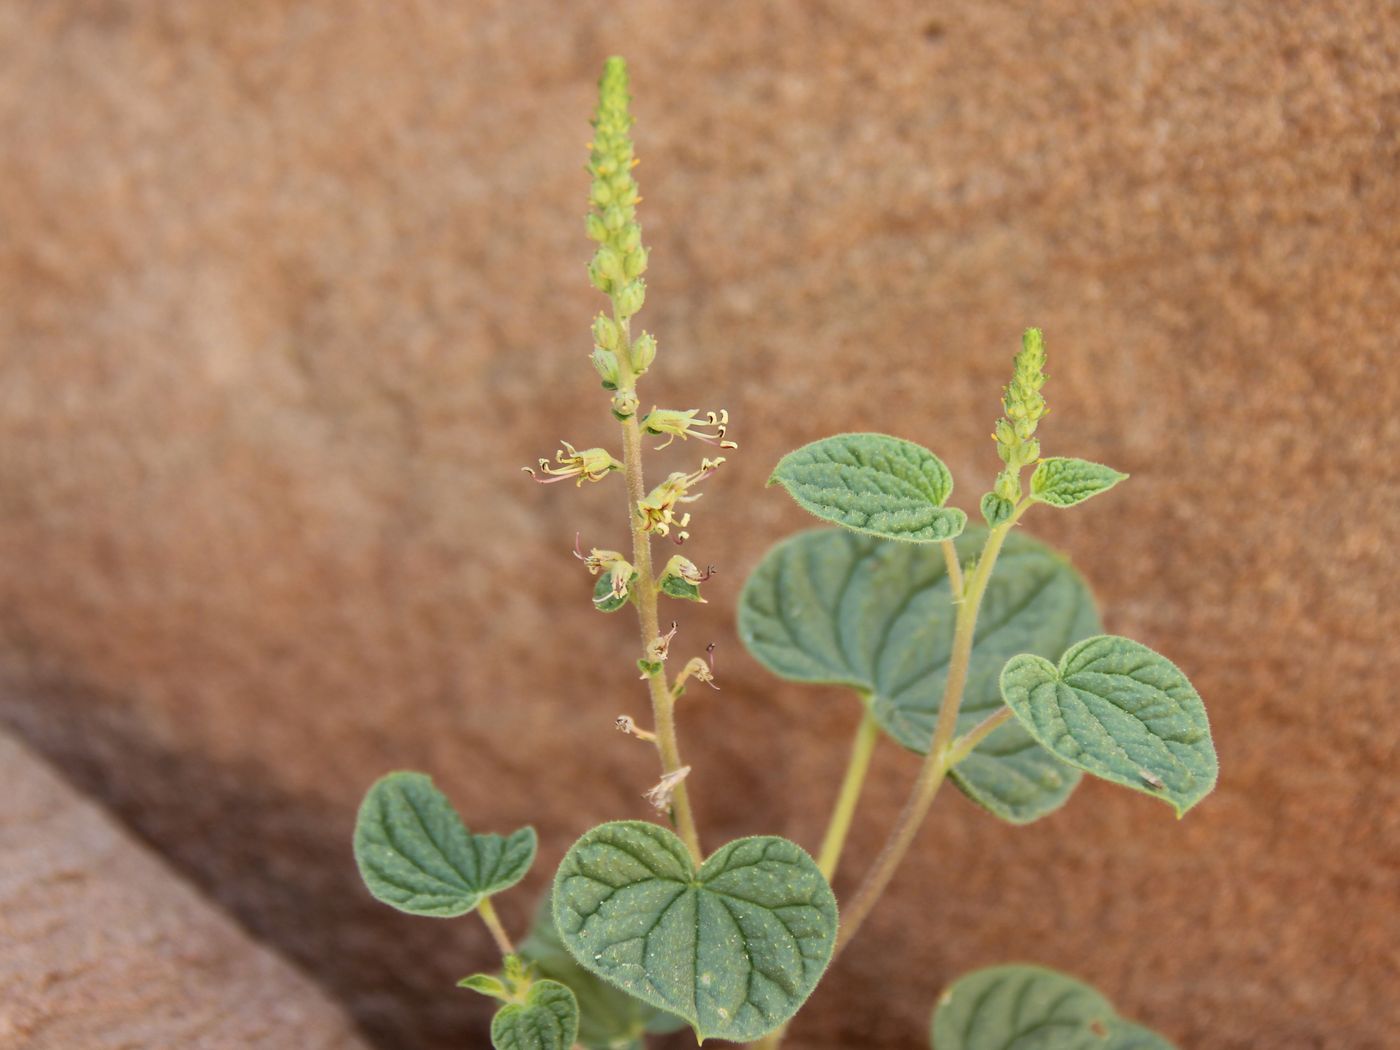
xmin=815 ymin=702 xmax=881 ymax=880
xmin=946 ymin=706 xmax=1015 ymax=767
xmin=835 ymin=498 xmax=1030 ymax=954
xmin=477 ymin=897 xmax=517 ymax=958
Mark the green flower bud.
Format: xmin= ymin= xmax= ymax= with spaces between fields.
xmin=592 ymin=314 xmax=621 ymax=351
xmin=624 ymin=245 xmax=649 ymax=279
xmin=614 ymin=278 xmax=646 ymax=318
xmin=994 ymin=469 xmax=1020 ymax=501
xmin=594 ymin=246 xmax=625 ymax=282
xmin=611 ymin=389 xmax=639 ymax=419
xmin=585 ymin=213 xmax=608 ymax=242
xmin=586 ymin=258 xmax=611 ymax=293
xmin=590 ymin=347 xmax=619 ymax=389
xmin=630 ymin=331 xmax=657 ymax=373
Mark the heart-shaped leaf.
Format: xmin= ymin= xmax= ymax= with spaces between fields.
xmin=1000 ymin=636 xmax=1218 ymax=816
xmin=1029 ymin=457 xmax=1128 ymax=508
xmin=354 ymin=771 xmax=537 ymax=917
xmin=739 ymin=526 xmax=1100 ymax=823
xmin=553 ymin=821 xmax=838 ymax=1043
xmin=931 ymin=965 xmax=1177 ymax=1049
xmin=521 ymin=890 xmax=687 ymax=1049
xmin=769 ymin=433 xmax=967 ymax=542
xmin=491 ymin=980 xmax=579 ymax=1050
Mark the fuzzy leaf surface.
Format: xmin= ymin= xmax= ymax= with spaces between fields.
xmin=553 ymin=821 xmax=837 ymax=1043
xmin=354 ymin=771 xmax=536 ymax=917
xmin=1029 ymin=457 xmax=1128 ymax=508
xmin=739 ymin=526 xmax=1099 ymax=823
xmin=1000 ymin=636 xmax=1218 ymax=815
xmin=491 ymin=980 xmax=579 ymax=1050
xmin=522 ymin=891 xmax=686 ymax=1049
xmin=931 ymin=965 xmax=1177 ymax=1050
xmin=769 ymin=433 xmax=966 ymax=542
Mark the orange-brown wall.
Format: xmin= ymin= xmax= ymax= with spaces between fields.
xmin=0 ymin=3 xmax=1395 ymax=1047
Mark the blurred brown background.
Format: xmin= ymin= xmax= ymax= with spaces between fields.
xmin=1 ymin=2 xmax=1396 ymax=1048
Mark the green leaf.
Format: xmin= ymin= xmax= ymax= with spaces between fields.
xmin=1029 ymin=457 xmax=1128 ymax=508
xmin=459 ymin=973 xmax=511 ymax=1000
xmin=769 ymin=433 xmax=967 ymax=542
xmin=980 ymin=492 xmax=1014 ymax=527
xmin=491 ymin=980 xmax=579 ymax=1050
xmin=553 ymin=821 xmax=838 ymax=1043
xmin=354 ymin=771 xmax=537 ymax=917
xmin=521 ymin=890 xmax=686 ymax=1049
xmin=594 ymin=572 xmax=637 ymax=613
xmin=931 ymin=964 xmax=1177 ymax=1050
xmin=1000 ymin=636 xmax=1218 ymax=816
xmin=1109 ymin=1022 xmax=1178 ymax=1049
xmin=659 ymin=575 xmax=703 ymax=603
xmin=738 ymin=526 xmax=1100 ymax=823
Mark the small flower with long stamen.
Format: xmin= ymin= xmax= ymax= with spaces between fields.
xmin=614 ymin=715 xmax=657 ymax=742
xmin=644 ymin=621 xmax=679 ymax=666
xmin=524 ymin=440 xmax=622 ymax=485
xmin=658 ymin=554 xmax=716 ymax=604
xmin=643 ymin=765 xmax=692 ymax=812
xmin=636 ymin=457 xmax=726 ymax=542
xmin=642 ymin=408 xmax=737 ymax=451
xmin=672 ymin=649 xmax=719 ymax=696
xmin=572 ymin=538 xmax=636 ymax=609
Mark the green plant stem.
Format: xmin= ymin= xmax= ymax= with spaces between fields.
xmin=815 ymin=703 xmax=880 ymax=880
xmin=614 ymin=311 xmax=704 ymax=869
xmin=833 ymin=504 xmax=1026 ymax=955
xmin=941 ymin=538 xmax=964 ymax=597
xmin=477 ymin=897 xmax=516 ymax=957
xmin=947 ymin=705 xmax=1014 ymax=765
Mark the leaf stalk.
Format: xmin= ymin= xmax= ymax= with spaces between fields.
xmin=834 ymin=500 xmax=1028 ymax=955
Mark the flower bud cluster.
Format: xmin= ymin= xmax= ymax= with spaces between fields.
xmin=984 ymin=328 xmax=1049 ymax=521
xmin=586 ymin=58 xmax=650 ymax=330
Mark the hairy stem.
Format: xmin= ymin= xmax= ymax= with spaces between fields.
xmin=477 ymin=897 xmax=516 ymax=957
xmin=941 ymin=538 xmax=964 ymax=598
xmin=815 ymin=703 xmax=881 ymax=880
xmin=615 ymin=315 xmax=704 ymax=868
xmin=749 ymin=708 xmax=879 ymax=1050
xmin=834 ymin=506 xmax=1025 ymax=954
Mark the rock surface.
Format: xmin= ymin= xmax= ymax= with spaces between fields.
xmin=0 ymin=2 xmax=1395 ymax=1048
xmin=0 ymin=729 xmax=372 ymax=1050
